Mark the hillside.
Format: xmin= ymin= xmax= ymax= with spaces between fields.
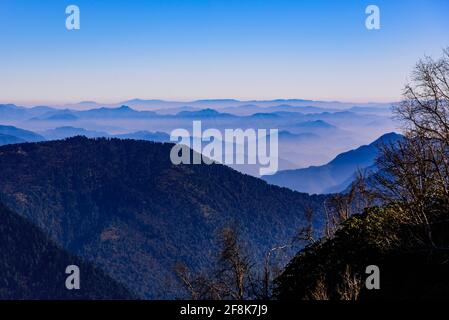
xmin=114 ymin=131 xmax=170 ymax=142
xmin=0 ymin=137 xmax=326 ymax=299
xmin=0 ymin=125 xmax=45 ymax=142
xmin=0 ymin=202 xmax=135 ymax=299
xmin=0 ymin=134 xmax=26 ymax=146
xmin=41 ymin=126 xmax=110 ymax=140
xmin=275 ymin=202 xmax=449 ymax=300
xmin=263 ymin=132 xmax=403 ymax=194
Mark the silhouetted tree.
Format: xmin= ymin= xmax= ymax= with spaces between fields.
xmin=216 ymin=227 xmax=254 ymax=300
xmin=375 ymin=48 xmax=449 ymax=246
xmin=324 ymin=172 xmax=376 ymax=238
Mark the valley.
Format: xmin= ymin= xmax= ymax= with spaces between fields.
xmin=0 ymin=136 xmax=326 ymax=298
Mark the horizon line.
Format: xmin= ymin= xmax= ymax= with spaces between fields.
xmin=3 ymin=97 xmax=400 ymax=108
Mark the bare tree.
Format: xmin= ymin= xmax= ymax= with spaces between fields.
xmin=396 ymin=48 xmax=449 ymax=143
xmin=373 ymin=48 xmax=449 ymax=247
xmin=216 ymin=226 xmax=254 ymax=300
xmin=389 ymin=47 xmax=449 ymax=201
xmin=260 ymin=244 xmax=292 ymax=299
xmin=259 ymin=206 xmax=319 ymax=299
xmin=174 ymin=263 xmax=226 ymax=300
xmin=336 ymin=265 xmax=362 ymax=300
xmin=324 ymin=172 xmax=376 ymax=238
xmin=174 ymin=226 xmax=255 ymax=300
xmin=306 ymin=274 xmax=330 ymax=300
xmin=295 ymin=206 xmax=315 ymax=244
xmin=175 ymin=221 xmax=311 ymax=300
xmin=174 ymin=263 xmax=200 ymax=299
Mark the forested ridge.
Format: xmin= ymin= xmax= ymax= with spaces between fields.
xmin=0 ymin=137 xmax=325 ymax=298
xmin=0 ymin=202 xmax=135 ymax=299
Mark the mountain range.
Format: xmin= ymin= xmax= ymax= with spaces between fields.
xmin=1 ymin=101 xmax=392 ymax=120
xmin=61 ymin=99 xmax=393 ymax=111
xmin=0 ymin=125 xmax=45 ymax=143
xmin=263 ymin=132 xmax=403 ymax=194
xmin=40 ymin=126 xmax=171 ymax=142
xmin=0 ymin=100 xmax=398 ymax=186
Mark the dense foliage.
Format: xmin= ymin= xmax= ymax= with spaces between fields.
xmin=275 ymin=198 xmax=449 ymax=299
xmin=0 ymin=202 xmax=135 ymax=299
xmin=0 ymin=137 xmax=326 ymax=298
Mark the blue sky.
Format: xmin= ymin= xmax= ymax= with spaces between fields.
xmin=0 ymin=0 xmax=448 ymax=105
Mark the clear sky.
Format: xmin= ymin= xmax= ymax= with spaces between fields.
xmin=0 ymin=0 xmax=448 ymax=105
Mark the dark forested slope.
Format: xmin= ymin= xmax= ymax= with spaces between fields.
xmin=0 ymin=137 xmax=326 ymax=298
xmin=0 ymin=202 xmax=135 ymax=299
xmin=275 ymin=201 xmax=449 ymax=300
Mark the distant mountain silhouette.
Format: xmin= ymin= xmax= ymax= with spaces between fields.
xmin=0 ymin=137 xmax=326 ymax=298
xmin=263 ymin=132 xmax=403 ymax=194
xmin=0 ymin=202 xmax=135 ymax=299
xmin=79 ymin=105 xmax=157 ymax=119
xmin=0 ymin=125 xmax=45 ymax=142
xmin=294 ymin=120 xmax=336 ymax=129
xmin=41 ymin=127 xmax=171 ymax=143
xmin=0 ymin=134 xmax=26 ymax=146
xmin=0 ymin=104 xmax=27 ymax=119
xmin=64 ymin=101 xmax=100 ymax=109
xmin=0 ymin=104 xmax=56 ymax=120
xmin=221 ymin=104 xmax=334 ymax=116
xmin=278 ymin=131 xmax=319 ymax=140
xmin=175 ymin=108 xmax=235 ymax=118
xmin=32 ymin=105 xmax=158 ymax=120
xmin=42 ymin=126 xmax=110 ymax=140
xmin=154 ymin=106 xmax=199 ymax=115
xmin=45 ymin=113 xmax=79 ymax=121
xmin=114 ymin=131 xmax=170 ymax=142
xmin=30 ymin=109 xmax=78 ymax=121
xmin=106 ymin=98 xmax=388 ymax=111
xmin=248 ymin=112 xmax=282 ymax=119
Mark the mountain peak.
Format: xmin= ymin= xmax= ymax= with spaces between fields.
xmin=372 ymin=132 xmax=403 ymax=145
xmin=176 ymin=108 xmax=232 ymax=117
xmin=264 ymin=132 xmax=404 ymax=194
xmin=296 ymin=120 xmax=336 ymax=129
